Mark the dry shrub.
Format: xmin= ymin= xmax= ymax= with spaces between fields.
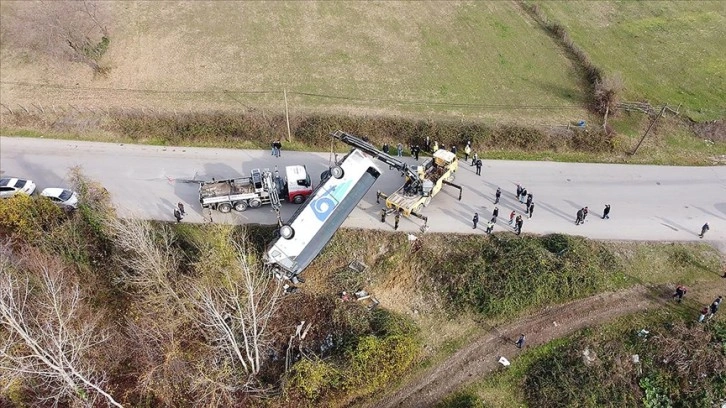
xmin=595 ymin=75 xmax=625 ymax=116
xmin=690 ymin=119 xmax=726 ymax=142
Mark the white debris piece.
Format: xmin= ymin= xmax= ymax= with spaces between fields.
xmin=498 ymin=356 xmax=511 ymax=367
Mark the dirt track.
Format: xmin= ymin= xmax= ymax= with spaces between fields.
xmin=371 ymin=285 xmax=666 ymax=408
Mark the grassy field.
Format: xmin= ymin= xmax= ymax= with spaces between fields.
xmin=0 ymin=1 xmax=588 ymax=124
xmin=537 ymin=1 xmax=726 ymax=122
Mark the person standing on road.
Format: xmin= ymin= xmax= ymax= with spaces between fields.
xmin=471 ymin=152 xmax=479 ymax=166
xmin=492 ymin=207 xmax=499 ymax=220
xmin=272 ymin=140 xmax=282 ymax=157
xmin=602 ymin=204 xmax=611 ymax=219
xmin=515 ymin=334 xmax=526 ymax=348
xmin=397 ymin=143 xmax=403 ymax=157
xmin=382 ymin=143 xmax=390 ymax=154
xmin=394 ymin=210 xmax=401 ymax=230
xmin=495 ymin=187 xmax=501 ymax=204
xmin=528 ymin=202 xmax=535 ymax=219
xmin=486 ymin=218 xmax=495 ymax=234
xmin=516 ymin=184 xmax=523 ymax=201
xmin=575 ymin=208 xmax=584 ymax=225
xmin=699 ymin=222 xmax=710 ymax=238
xmin=473 ymin=212 xmax=479 ymax=229
xmin=525 ymin=193 xmax=533 ymax=209
xmin=451 ymin=145 xmax=458 ymax=156
xmin=380 ymin=208 xmax=387 ymax=223
xmin=177 ymin=202 xmax=185 ymax=217
xmin=515 ymin=215 xmax=524 ymax=235
xmin=173 ymin=208 xmax=182 ymax=223
xmin=520 ymin=188 xmax=528 ymax=204
xmin=475 ymin=159 xmax=482 ymax=176
xmin=509 ymin=210 xmax=516 ymax=226
xmin=582 ymin=206 xmax=589 ymax=222
xmin=708 ymin=296 xmax=722 ymax=320
xmin=672 ymin=285 xmax=687 ymax=303
xmin=464 ymin=143 xmax=471 ymax=161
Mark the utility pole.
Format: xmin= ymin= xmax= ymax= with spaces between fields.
xmin=630 ymin=105 xmax=666 ymax=156
xmin=284 ymin=89 xmax=292 ymax=143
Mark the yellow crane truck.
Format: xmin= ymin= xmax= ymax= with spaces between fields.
xmin=330 ymin=130 xmax=462 ymax=225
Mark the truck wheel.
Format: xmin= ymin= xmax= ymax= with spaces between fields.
xmin=292 ymin=194 xmax=305 ymax=204
xmin=330 ymin=165 xmax=344 ymax=179
xmin=414 ymin=204 xmax=423 ymax=214
xmin=280 ymin=225 xmax=295 ymax=240
xmin=447 ymin=173 xmax=456 ymax=182
xmin=234 ymin=201 xmax=248 ymax=212
xmin=218 ymin=203 xmax=232 ymax=213
xmin=249 ymin=198 xmax=262 ymax=208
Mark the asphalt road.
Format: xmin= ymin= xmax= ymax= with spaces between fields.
xmin=2 ymin=137 xmax=725 ymax=252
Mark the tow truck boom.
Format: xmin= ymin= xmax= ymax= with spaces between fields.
xmin=330 ymin=130 xmax=419 ymax=185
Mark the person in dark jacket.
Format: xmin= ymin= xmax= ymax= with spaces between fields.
xmin=516 ymin=333 xmax=525 ymax=348
xmin=515 ymin=215 xmax=524 ymax=235
xmin=472 ymin=212 xmax=479 ymax=229
xmin=575 ymin=208 xmax=584 ymax=225
xmin=475 ymin=159 xmax=482 ymax=176
xmin=699 ymin=222 xmax=710 ymax=238
xmin=492 ymin=207 xmax=499 ymax=220
xmin=495 ymin=187 xmax=501 ymax=204
xmin=528 ymin=202 xmax=535 ymax=218
xmin=602 ymin=204 xmax=611 ymax=219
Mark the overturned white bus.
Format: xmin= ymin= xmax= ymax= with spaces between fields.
xmin=264 ymin=149 xmax=381 ymax=281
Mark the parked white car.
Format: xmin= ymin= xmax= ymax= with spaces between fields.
xmin=40 ymin=188 xmax=79 ymax=209
xmin=0 ymin=177 xmax=37 ymax=199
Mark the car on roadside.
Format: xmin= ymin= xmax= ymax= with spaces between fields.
xmin=0 ymin=177 xmax=37 ymax=199
xmin=40 ymin=188 xmax=79 ymax=209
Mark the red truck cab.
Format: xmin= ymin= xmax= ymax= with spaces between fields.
xmin=284 ymin=165 xmax=313 ymax=204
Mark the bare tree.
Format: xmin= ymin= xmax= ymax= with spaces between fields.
xmin=106 ymin=216 xmax=188 ymax=314
xmin=2 ymin=0 xmax=111 ymax=73
xmin=193 ymin=242 xmax=282 ymax=395
xmin=0 ymin=245 xmax=123 ymax=407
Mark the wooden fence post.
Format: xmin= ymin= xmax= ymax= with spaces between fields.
xmin=284 ymin=89 xmax=292 ymax=143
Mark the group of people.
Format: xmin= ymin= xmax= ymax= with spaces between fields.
xmin=516 ymin=184 xmax=535 ymax=219
xmin=698 ymin=295 xmax=722 ymax=322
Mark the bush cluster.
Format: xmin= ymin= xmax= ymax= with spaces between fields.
xmin=421 ymin=234 xmax=621 ymax=317
xmin=109 ymin=110 xmax=614 ymax=153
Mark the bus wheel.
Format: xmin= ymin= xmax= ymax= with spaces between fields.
xmin=218 ymin=203 xmax=232 ymax=213
xmin=331 ymin=166 xmax=344 ymax=179
xmin=280 ymin=225 xmax=295 ymax=240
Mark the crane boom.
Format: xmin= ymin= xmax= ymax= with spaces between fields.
xmin=330 ymin=130 xmax=418 ymax=183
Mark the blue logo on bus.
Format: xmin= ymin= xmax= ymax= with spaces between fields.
xmin=311 ymin=180 xmax=353 ymax=221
